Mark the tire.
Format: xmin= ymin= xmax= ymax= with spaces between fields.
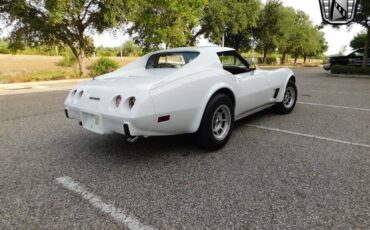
xmin=274 ymin=80 xmax=297 ymax=114
xmin=197 ymin=94 xmax=234 ymax=150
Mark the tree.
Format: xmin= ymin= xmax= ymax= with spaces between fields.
xmin=276 ymin=7 xmax=296 ymax=64
xmin=198 ymin=0 xmax=261 ymax=51
xmin=223 ymin=29 xmax=253 ymax=52
xmin=301 ymin=28 xmax=327 ymax=63
xmin=0 ymin=0 xmax=131 ymax=75
xmin=287 ymin=11 xmax=327 ymax=64
xmin=120 ymin=40 xmax=142 ymax=56
xmin=129 ymin=0 xmax=206 ymax=51
xmin=254 ymin=0 xmax=286 ymax=63
xmin=350 ymin=0 xmax=370 ymax=67
xmin=350 ymin=31 xmax=367 ymax=50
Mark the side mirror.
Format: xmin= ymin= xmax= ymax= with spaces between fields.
xmin=249 ymin=63 xmax=257 ymax=71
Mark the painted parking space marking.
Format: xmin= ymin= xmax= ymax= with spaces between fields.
xmin=247 ymin=125 xmax=370 ymax=149
xmin=298 ymin=102 xmax=370 ymax=112
xmin=306 ymin=89 xmax=370 ymax=96
xmin=55 ymin=176 xmax=157 ymax=230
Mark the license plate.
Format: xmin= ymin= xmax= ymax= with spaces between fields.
xmin=81 ymin=112 xmax=103 ymax=134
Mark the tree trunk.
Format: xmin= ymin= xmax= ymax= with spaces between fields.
xmin=281 ymin=52 xmax=286 ymax=65
xmin=189 ymin=29 xmax=204 ymax=46
xmin=294 ymin=55 xmax=298 ymax=64
xmin=263 ymin=48 xmax=268 ymax=64
xmin=303 ymin=55 xmax=307 ymax=64
xmin=362 ymin=27 xmax=370 ymax=68
xmin=77 ymin=50 xmax=86 ymax=76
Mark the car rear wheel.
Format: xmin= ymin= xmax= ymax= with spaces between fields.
xmin=274 ymin=80 xmax=297 ymax=114
xmin=197 ymin=94 xmax=234 ymax=150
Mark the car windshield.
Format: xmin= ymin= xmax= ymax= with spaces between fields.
xmin=349 ymin=50 xmax=364 ymax=57
xmin=146 ymin=52 xmax=200 ymax=69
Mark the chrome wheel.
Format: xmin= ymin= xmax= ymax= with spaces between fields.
xmin=283 ymin=86 xmax=296 ymax=109
xmin=212 ymin=105 xmax=231 ymax=141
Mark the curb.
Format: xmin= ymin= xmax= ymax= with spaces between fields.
xmin=327 ymin=73 xmax=370 ymax=79
xmin=259 ymin=65 xmax=322 ymax=68
xmin=0 ymin=78 xmax=88 ymax=88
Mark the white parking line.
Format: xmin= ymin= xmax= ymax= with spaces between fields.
xmin=298 ymin=102 xmax=370 ymax=112
xmin=55 ymin=176 xmax=157 ymax=230
xmin=247 ymin=125 xmax=370 ymax=149
xmin=308 ymin=89 xmax=370 ymax=96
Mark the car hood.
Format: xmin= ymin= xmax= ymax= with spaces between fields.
xmin=328 ymin=55 xmax=347 ymax=59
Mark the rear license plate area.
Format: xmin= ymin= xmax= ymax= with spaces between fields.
xmin=81 ymin=112 xmax=103 ymax=134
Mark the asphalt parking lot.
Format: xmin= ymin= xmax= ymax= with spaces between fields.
xmin=0 ymin=67 xmax=369 ymax=229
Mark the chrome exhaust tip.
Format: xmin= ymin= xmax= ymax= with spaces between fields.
xmin=126 ymin=136 xmax=140 ymax=143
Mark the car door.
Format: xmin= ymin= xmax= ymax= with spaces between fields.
xmin=217 ymin=51 xmax=271 ymax=116
xmin=236 ymin=69 xmax=272 ymax=114
xmin=348 ymin=49 xmax=364 ymax=66
xmin=347 ymin=49 xmax=370 ymax=67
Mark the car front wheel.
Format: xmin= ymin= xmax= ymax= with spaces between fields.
xmin=197 ymin=94 xmax=234 ymax=150
xmin=274 ymin=80 xmax=297 ymax=114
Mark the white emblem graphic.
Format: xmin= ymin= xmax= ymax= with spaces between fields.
xmin=319 ymin=0 xmax=359 ymax=24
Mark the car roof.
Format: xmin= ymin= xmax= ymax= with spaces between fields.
xmin=151 ymin=46 xmax=235 ymax=54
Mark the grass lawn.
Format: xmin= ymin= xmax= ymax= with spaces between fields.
xmin=0 ymin=54 xmax=137 ymax=83
xmin=0 ymin=54 xmax=323 ymax=83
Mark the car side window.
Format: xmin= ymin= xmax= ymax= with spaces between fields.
xmin=219 ymin=54 xmax=246 ymax=67
xmin=217 ymin=51 xmax=250 ymax=75
xmin=349 ymin=50 xmax=364 ymax=57
xmin=146 ymin=52 xmax=199 ymax=69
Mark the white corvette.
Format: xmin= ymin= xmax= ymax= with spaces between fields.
xmin=65 ymin=47 xmax=297 ymax=150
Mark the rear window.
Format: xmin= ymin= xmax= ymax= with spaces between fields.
xmin=146 ymin=52 xmax=200 ymax=69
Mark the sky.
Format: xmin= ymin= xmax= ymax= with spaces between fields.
xmin=94 ymin=0 xmax=365 ymax=55
xmin=1 ymin=0 xmax=365 ymax=55
xmin=268 ymin=0 xmax=365 ymax=55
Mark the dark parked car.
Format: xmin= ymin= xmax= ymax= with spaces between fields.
xmin=324 ymin=49 xmax=370 ymax=70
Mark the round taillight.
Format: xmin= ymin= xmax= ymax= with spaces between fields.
xmin=78 ymin=91 xmax=84 ymax=97
xmin=128 ymin=97 xmax=136 ymax=109
xmin=115 ymin=95 xmax=122 ymax=107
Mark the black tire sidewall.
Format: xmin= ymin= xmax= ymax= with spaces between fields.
xmin=197 ymin=94 xmax=234 ymax=150
xmin=275 ymin=81 xmax=298 ymax=114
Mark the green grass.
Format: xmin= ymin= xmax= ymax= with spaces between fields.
xmin=331 ymin=65 xmax=370 ymax=75
xmin=0 ymin=70 xmax=82 ymax=83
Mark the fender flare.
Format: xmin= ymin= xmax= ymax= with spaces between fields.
xmin=191 ymin=83 xmax=236 ymax=132
xmin=276 ymin=73 xmax=296 ymax=102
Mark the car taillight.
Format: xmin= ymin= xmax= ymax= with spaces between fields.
xmin=78 ymin=91 xmax=84 ymax=97
xmin=115 ymin=95 xmax=122 ymax=107
xmin=128 ymin=97 xmax=136 ymax=109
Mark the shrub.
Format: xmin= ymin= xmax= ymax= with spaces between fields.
xmin=120 ymin=40 xmax=142 ymax=56
xmin=0 ymin=40 xmax=10 ymax=54
xmin=95 ymin=47 xmax=118 ymax=57
xmin=331 ymin=65 xmax=370 ymax=75
xmin=90 ymin=57 xmax=119 ymax=76
xmin=58 ymin=50 xmax=77 ymax=67
xmin=257 ymin=57 xmax=278 ymax=65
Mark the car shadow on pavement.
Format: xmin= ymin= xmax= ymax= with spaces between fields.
xmin=233 ymin=107 xmax=275 ymax=130
xmin=67 ymin=108 xmax=275 ymax=162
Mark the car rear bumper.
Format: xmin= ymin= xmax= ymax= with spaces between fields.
xmin=65 ymin=106 xmax=155 ymax=137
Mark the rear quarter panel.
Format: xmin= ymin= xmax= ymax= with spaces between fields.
xmin=149 ymin=69 xmax=236 ymax=135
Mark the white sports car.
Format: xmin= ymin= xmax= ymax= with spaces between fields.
xmin=65 ymin=47 xmax=297 ymax=150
